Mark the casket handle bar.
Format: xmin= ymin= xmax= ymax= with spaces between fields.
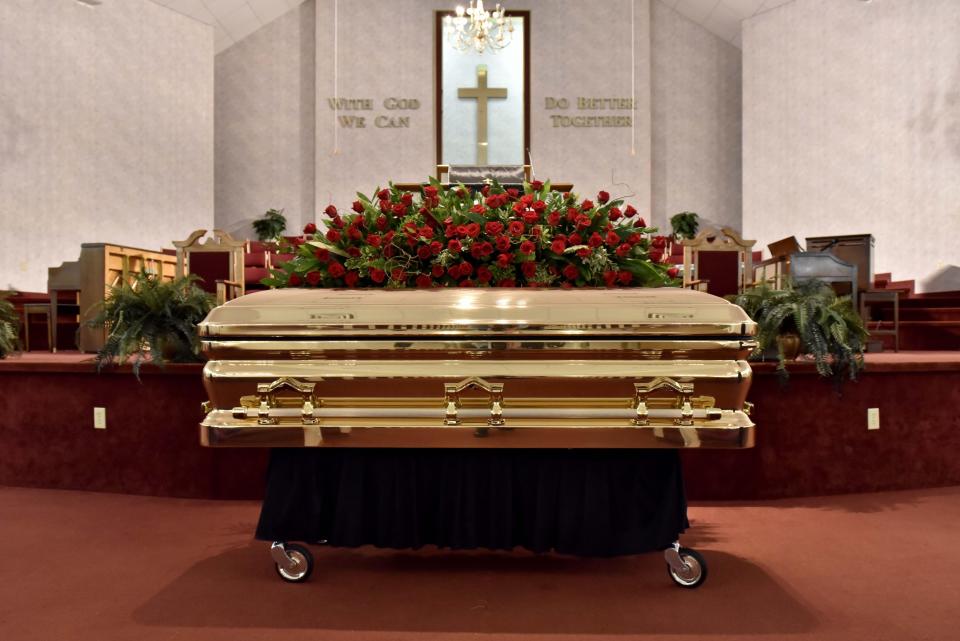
xmin=233 ymin=376 xmax=320 ymax=426
xmin=633 ymin=377 xmax=720 ymax=426
xmin=444 ymin=376 xmax=505 ymax=436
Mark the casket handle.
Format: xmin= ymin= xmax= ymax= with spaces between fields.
xmin=633 ymin=377 xmax=696 ymax=426
xmin=254 ymin=377 xmax=319 ymax=426
xmin=443 ymin=376 xmax=505 ymax=434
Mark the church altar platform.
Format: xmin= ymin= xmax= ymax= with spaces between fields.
xmin=2 ymin=351 xmax=958 ymax=501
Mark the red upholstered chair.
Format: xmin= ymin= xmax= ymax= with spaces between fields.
xmin=244 ymin=241 xmax=275 ymax=291
xmin=173 ymin=230 xmax=246 ymax=305
xmin=681 ymin=228 xmax=756 ymax=299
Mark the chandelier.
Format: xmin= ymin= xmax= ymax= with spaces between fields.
xmin=444 ymin=1 xmax=514 ymax=54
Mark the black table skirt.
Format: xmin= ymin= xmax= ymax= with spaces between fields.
xmin=255 ymin=448 xmax=689 ymax=557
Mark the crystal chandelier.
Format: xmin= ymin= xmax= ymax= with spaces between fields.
xmin=444 ymin=1 xmax=514 ymax=54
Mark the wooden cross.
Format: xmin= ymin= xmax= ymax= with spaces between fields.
xmin=457 ymin=65 xmax=507 ymax=165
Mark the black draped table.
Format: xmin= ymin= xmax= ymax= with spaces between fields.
xmin=256 ymin=448 xmax=688 ymax=557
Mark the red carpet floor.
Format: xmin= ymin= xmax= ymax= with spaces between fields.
xmin=1 ymin=486 xmax=959 ymax=641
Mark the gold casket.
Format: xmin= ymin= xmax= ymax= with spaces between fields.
xmin=198 ymin=287 xmax=757 ymax=449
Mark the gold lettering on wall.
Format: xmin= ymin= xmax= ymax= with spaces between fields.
xmin=328 ymin=98 xmax=420 ymax=129
xmin=543 ymin=96 xmax=635 ymax=128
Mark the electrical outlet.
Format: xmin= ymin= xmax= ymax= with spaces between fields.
xmin=93 ymin=407 xmax=106 ymax=430
xmin=867 ymin=407 xmax=880 ymax=430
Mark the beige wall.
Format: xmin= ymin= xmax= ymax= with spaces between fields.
xmin=651 ymin=0 xmax=742 ymax=232
xmin=314 ymin=0 xmax=653 ymax=216
xmin=0 ymin=0 xmax=214 ymax=293
xmin=215 ymin=1 xmax=316 ymax=238
xmin=743 ymin=0 xmax=960 ymax=291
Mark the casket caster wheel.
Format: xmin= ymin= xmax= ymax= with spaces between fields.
xmin=271 ymin=542 xmax=314 ymax=583
xmin=665 ymin=544 xmax=707 ymax=589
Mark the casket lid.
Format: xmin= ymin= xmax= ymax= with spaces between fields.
xmin=198 ymin=288 xmax=756 ymax=338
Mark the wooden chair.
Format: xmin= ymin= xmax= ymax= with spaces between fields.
xmin=173 ymin=230 xmax=245 ymax=305
xmin=681 ymin=228 xmax=756 ymax=298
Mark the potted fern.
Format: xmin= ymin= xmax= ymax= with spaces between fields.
xmin=731 ymin=279 xmax=869 ymax=383
xmin=0 ymin=293 xmax=20 ymax=358
xmin=252 ymin=208 xmax=287 ymax=242
xmin=89 ymin=272 xmax=214 ymax=377
xmin=670 ymin=212 xmax=699 ymax=241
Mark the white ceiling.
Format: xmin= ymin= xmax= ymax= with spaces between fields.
xmin=144 ymin=0 xmax=795 ymax=54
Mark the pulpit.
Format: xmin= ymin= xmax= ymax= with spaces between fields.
xmin=682 ymin=228 xmax=756 ymax=298
xmin=47 ymin=243 xmax=178 ymax=352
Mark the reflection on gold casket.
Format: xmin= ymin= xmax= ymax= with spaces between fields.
xmin=198 ymin=288 xmax=757 ymax=449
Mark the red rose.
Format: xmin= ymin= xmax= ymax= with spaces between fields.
xmin=522 ymin=211 xmax=539 ymax=225
xmin=603 ymin=270 xmax=618 ymax=287
xmin=476 ymin=266 xmax=493 ymax=283
xmin=512 ymin=202 xmax=525 ymax=215
xmin=324 ymin=205 xmax=338 ymax=217
xmin=581 ymin=200 xmax=594 ymax=211
xmin=344 ymin=270 xmax=359 ymax=287
xmin=562 ymin=264 xmax=579 ymax=281
xmin=379 ymin=199 xmax=390 ymax=214
xmin=566 ymin=207 xmax=579 ymax=223
xmin=530 ymin=180 xmax=544 ymax=191
xmin=352 ymin=200 xmax=364 ymax=213
xmin=328 ymin=261 xmax=346 ymax=278
xmin=470 ymin=241 xmax=493 ymax=258
xmin=616 ymin=243 xmax=632 ymax=257
xmin=551 ymin=239 xmax=567 ymax=254
xmin=347 ymin=247 xmax=361 ymax=257
xmin=314 ymin=247 xmax=330 ymax=262
xmin=419 ymin=226 xmax=434 ymax=240
xmin=305 ymin=270 xmax=322 ymax=286
xmin=546 ymin=212 xmax=560 ymax=226
xmin=618 ymin=270 xmax=632 ymax=285
xmin=288 ymin=273 xmax=302 ymax=286
xmin=520 ymin=194 xmax=534 ymax=206
xmin=609 ymin=207 xmax=622 ymax=221
xmin=628 ymin=233 xmax=642 ymax=244
xmin=635 ymin=217 xmax=647 ymax=228
xmin=667 ymin=266 xmax=679 ymax=279
xmin=456 ymin=225 xmax=469 ymax=237
xmin=464 ymin=222 xmax=481 ymax=238
xmin=576 ymin=215 xmax=591 ymax=229
xmin=495 ymin=235 xmax=511 ymax=251
xmin=508 ymin=221 xmax=525 ymax=236
xmin=606 ymin=230 xmax=620 ymax=246
xmin=391 ymin=267 xmax=406 ymax=282
xmin=577 ymin=247 xmax=592 ymax=258
xmin=303 ymin=222 xmax=317 ymax=235
xmin=597 ymin=191 xmax=610 ymax=204
xmin=532 ymin=200 xmax=546 ymax=214
xmin=367 ymin=234 xmax=382 ymax=247
xmin=456 ymin=188 xmax=467 ymax=198
xmin=485 ymin=221 xmax=504 ymax=235
xmin=496 ymin=252 xmax=512 ymax=267
xmin=499 ymin=278 xmax=517 ymax=287
xmin=519 ymin=240 xmax=536 ymax=254
xmin=624 ymin=204 xmax=638 ymax=218
xmin=521 ymin=262 xmax=537 ymax=278
xmin=470 ymin=204 xmax=486 ymax=215
xmin=588 ymin=232 xmax=603 ymax=248
xmin=568 ymin=232 xmax=582 ymax=245
xmin=347 ymin=226 xmax=362 ymax=241
xmin=331 ymin=216 xmax=344 ymax=229
xmin=423 ymin=185 xmax=438 ymax=198
xmin=369 ymin=268 xmax=386 ymax=283
xmin=507 ymin=188 xmax=519 ymax=199
xmin=430 ymin=240 xmax=442 ymax=255
xmin=458 ymin=261 xmax=473 ymax=277
xmin=376 ymin=215 xmax=388 ymax=230
xmin=326 ymin=229 xmax=341 ymax=242
xmin=448 ymin=239 xmax=462 ymax=253
xmin=481 ymin=185 xmax=490 ymax=196
xmin=377 ymin=189 xmax=390 ymax=200
xmin=652 ymin=236 xmax=668 ymax=249
xmin=485 ymin=195 xmax=500 ymax=208
xmin=415 ymin=274 xmax=432 ymax=288
xmin=458 ymin=279 xmax=475 ymax=288
xmin=417 ymin=245 xmax=432 ymax=260
xmin=432 ymin=264 xmax=445 ymax=278
xmin=392 ymin=203 xmax=407 ymax=216
xmin=447 ymin=264 xmax=461 ymax=279
xmin=650 ymin=249 xmax=663 ymax=262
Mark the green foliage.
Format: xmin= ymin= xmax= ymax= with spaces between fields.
xmin=731 ymin=279 xmax=869 ymax=384
xmin=252 ymin=208 xmax=287 ymax=242
xmin=89 ymin=272 xmax=215 ymax=378
xmin=670 ymin=212 xmax=699 ymax=240
xmin=0 ymin=293 xmax=19 ymax=358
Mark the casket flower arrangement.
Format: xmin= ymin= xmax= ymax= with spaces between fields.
xmin=264 ymin=180 xmax=679 ymax=289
